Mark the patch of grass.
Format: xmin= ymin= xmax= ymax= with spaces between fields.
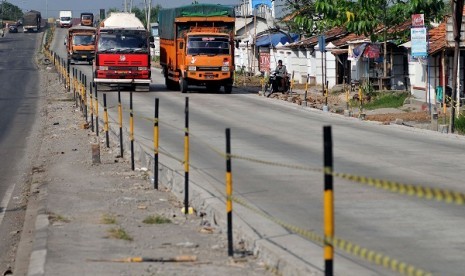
xmin=101 ymin=214 xmax=117 ymax=225
xmin=454 ymin=113 xmax=465 ymax=134
xmin=107 ymin=227 xmax=133 ymax=241
xmin=143 ymin=215 xmax=172 ymax=224
xmin=363 ymin=92 xmax=409 ymax=110
xmin=48 ymin=213 xmax=70 ymax=223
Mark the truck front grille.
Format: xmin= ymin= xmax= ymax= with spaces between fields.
xmin=196 ymin=66 xmax=221 ymax=71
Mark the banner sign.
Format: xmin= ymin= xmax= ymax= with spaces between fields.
xmin=412 ymin=14 xmax=424 ymax=27
xmin=252 ymin=0 xmax=272 ymax=8
xmin=411 ymin=27 xmax=428 ymax=57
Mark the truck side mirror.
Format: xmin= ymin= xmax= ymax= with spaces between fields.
xmin=149 ymin=36 xmax=154 ymax=43
xmin=179 ymin=41 xmax=184 ymax=49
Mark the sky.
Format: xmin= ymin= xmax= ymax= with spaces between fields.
xmin=7 ymin=0 xmax=241 ymax=18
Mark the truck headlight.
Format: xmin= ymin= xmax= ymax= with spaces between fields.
xmin=138 ymin=67 xmax=148 ymax=70
xmin=221 ymin=66 xmax=229 ymax=72
xmin=188 ymin=65 xmax=196 ymax=71
xmin=99 ymin=66 xmax=108 ymax=70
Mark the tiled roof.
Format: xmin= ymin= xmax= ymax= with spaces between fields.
xmin=428 ymin=21 xmax=447 ymax=55
xmin=288 ymin=26 xmax=348 ymax=48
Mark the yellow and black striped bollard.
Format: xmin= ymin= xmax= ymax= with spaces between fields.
xmin=225 ymin=128 xmax=233 ymax=257
xmin=323 ymin=125 xmax=334 ymax=276
xmin=184 ymin=97 xmax=190 ymax=214
xmin=153 ymin=98 xmax=159 ymax=189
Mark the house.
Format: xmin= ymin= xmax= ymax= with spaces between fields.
xmin=234 ymin=0 xmax=276 ymax=73
xmin=269 ymin=22 xmax=410 ymax=90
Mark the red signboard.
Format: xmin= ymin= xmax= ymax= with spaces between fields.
xmin=412 ymin=14 xmax=424 ymax=27
xmin=259 ymin=53 xmax=270 ymax=73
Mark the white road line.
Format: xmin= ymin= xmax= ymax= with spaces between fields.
xmin=0 ymin=183 xmax=16 ymax=225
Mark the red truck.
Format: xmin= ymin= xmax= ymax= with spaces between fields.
xmin=93 ymin=12 xmax=153 ymax=91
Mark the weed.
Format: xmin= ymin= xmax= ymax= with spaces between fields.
xmin=143 ymin=215 xmax=172 ymax=224
xmin=101 ymin=214 xmax=117 ymax=225
xmin=48 ymin=213 xmax=70 ymax=223
xmin=107 ymin=227 xmax=133 ymax=241
xmin=363 ymin=92 xmax=409 ymax=110
xmin=454 ymin=113 xmax=465 ymax=134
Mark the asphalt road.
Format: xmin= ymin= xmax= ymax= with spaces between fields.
xmin=52 ymin=26 xmax=465 ymax=275
xmin=0 ymin=28 xmax=42 ymax=272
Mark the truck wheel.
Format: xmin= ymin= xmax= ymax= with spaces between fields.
xmin=224 ymin=84 xmax=233 ymax=94
xmin=165 ymin=77 xmax=176 ymax=90
xmin=180 ymin=77 xmax=188 ymax=93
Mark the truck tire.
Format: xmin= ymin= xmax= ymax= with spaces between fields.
xmin=224 ymin=84 xmax=233 ymax=94
xmin=165 ymin=77 xmax=176 ymax=90
xmin=180 ymin=77 xmax=188 ymax=93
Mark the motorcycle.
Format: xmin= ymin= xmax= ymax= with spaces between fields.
xmin=264 ymin=72 xmax=290 ymax=97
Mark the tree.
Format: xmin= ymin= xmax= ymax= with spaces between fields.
xmin=291 ymin=0 xmax=447 ymax=38
xmin=282 ymin=0 xmax=320 ymax=36
xmin=131 ymin=5 xmax=161 ymax=27
xmin=1 ymin=1 xmax=23 ymax=21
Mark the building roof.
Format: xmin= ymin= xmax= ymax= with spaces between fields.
xmin=428 ymin=21 xmax=447 ymax=55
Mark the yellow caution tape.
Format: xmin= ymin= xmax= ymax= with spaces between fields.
xmin=231 ymin=195 xmax=431 ymax=276
xmin=331 ymin=171 xmax=465 ymax=205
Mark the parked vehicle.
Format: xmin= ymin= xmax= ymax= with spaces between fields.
xmin=59 ymin=11 xmax=73 ymax=28
xmin=66 ymin=26 xmax=96 ymax=65
xmin=159 ymin=4 xmax=235 ymax=93
xmin=93 ymin=12 xmax=153 ymax=92
xmin=8 ymin=24 xmax=18 ymax=33
xmin=23 ymin=10 xmax=41 ymax=32
xmin=80 ymin=13 xmax=94 ymax=27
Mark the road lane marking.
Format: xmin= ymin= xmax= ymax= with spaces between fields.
xmin=0 ymin=183 xmax=16 ymax=225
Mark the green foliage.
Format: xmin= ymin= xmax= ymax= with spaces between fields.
xmin=454 ymin=113 xmax=465 ymax=134
xmin=363 ymin=92 xmax=409 ymax=110
xmin=0 ymin=2 xmax=23 ymax=21
xmin=292 ymin=0 xmax=447 ymax=40
xmin=361 ymin=80 xmax=375 ymax=97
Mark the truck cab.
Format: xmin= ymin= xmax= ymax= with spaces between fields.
xmin=159 ymin=5 xmax=235 ymax=94
xmin=66 ymin=26 xmax=96 ymax=65
xmin=93 ymin=13 xmax=153 ymax=92
xmin=80 ymin=13 xmax=94 ymax=27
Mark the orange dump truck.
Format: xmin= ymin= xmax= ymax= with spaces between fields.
xmin=159 ymin=4 xmax=235 ymax=93
xmin=66 ymin=26 xmax=96 ymax=65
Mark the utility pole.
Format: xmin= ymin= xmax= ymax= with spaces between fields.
xmin=451 ymin=0 xmax=464 ymax=133
xmin=144 ymin=0 xmax=152 ymax=31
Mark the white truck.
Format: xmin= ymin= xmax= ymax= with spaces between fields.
xmin=59 ymin=11 xmax=73 ymax=28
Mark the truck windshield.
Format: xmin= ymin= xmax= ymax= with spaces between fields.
xmin=98 ymin=33 xmax=148 ymax=52
xmin=187 ymin=36 xmax=229 ymax=55
xmin=73 ymin=35 xmax=94 ymax=46
xmin=61 ymin=17 xmax=71 ymax=21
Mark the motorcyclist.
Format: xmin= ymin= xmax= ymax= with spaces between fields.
xmin=274 ymin=60 xmax=288 ymax=91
